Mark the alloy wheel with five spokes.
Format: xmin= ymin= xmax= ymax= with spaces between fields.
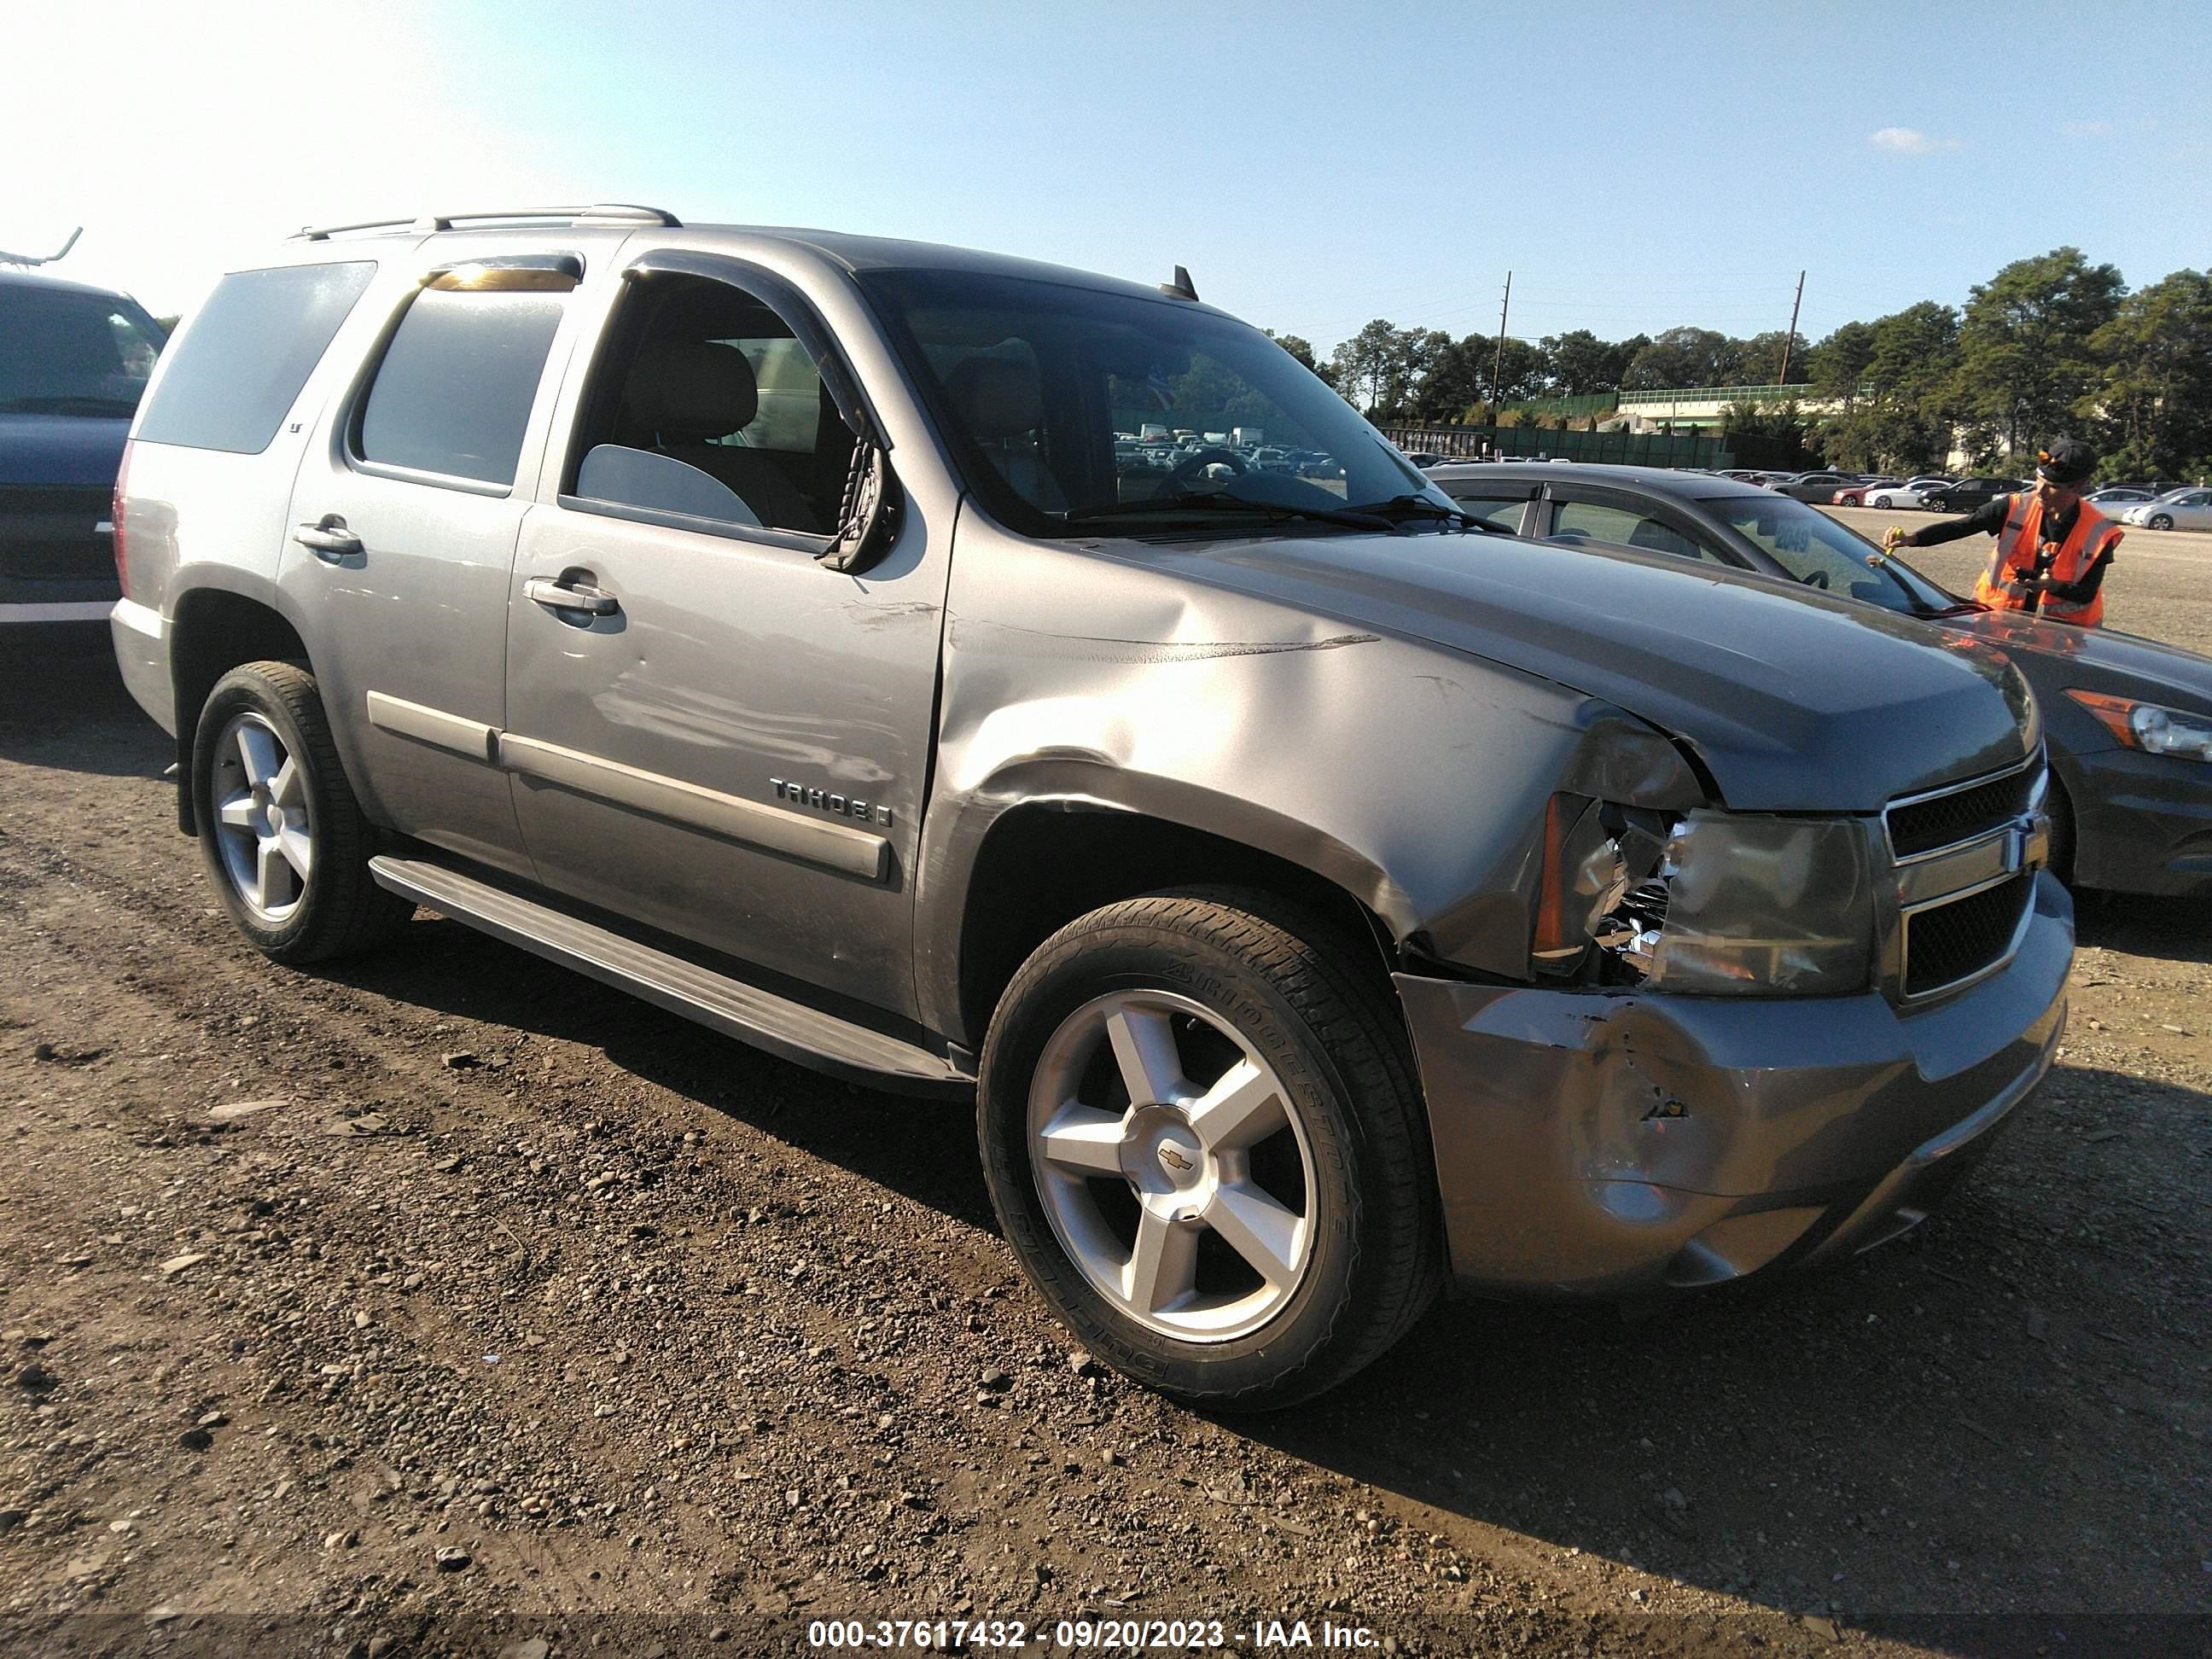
xmin=1029 ymin=989 xmax=1318 ymax=1343
xmin=191 ymin=661 xmax=413 ymax=963
xmin=980 ymin=888 xmax=1444 ymax=1409
xmin=210 ymin=710 xmax=315 ymax=924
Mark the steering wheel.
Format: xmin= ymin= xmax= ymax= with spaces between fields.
xmin=1800 ymin=569 xmax=1830 ymax=590
xmin=1156 ymin=446 xmax=1247 ymax=496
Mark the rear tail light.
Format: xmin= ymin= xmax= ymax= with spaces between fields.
xmin=112 ymin=439 xmax=132 ymax=600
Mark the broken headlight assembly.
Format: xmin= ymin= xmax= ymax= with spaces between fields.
xmin=1534 ymin=798 xmax=1876 ymax=995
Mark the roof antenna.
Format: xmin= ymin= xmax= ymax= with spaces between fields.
xmin=0 ymin=227 xmax=82 ymax=268
xmin=1160 ymin=265 xmax=1198 ymax=301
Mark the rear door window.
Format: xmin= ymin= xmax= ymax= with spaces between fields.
xmin=134 ymin=262 xmax=375 ymax=453
xmin=355 ymin=285 xmax=566 ymax=486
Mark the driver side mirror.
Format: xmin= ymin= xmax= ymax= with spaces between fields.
xmin=818 ymin=441 xmax=903 ymax=575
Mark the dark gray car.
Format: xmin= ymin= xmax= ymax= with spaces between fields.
xmin=1768 ymin=469 xmax=1859 ymax=504
xmin=1431 ymin=462 xmax=2212 ymax=897
xmin=110 ymin=209 xmax=2069 ymax=1408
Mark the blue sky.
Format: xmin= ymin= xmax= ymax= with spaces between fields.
xmin=9 ymin=0 xmax=2207 ymax=357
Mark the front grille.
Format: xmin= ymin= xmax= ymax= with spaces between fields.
xmin=0 ymin=486 xmax=114 ymax=583
xmin=1886 ymin=760 xmax=2040 ymax=858
xmin=1903 ymin=873 xmax=2034 ymax=997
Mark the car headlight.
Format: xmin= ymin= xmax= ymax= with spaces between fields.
xmin=1534 ymin=800 xmax=1876 ymax=995
xmin=2065 ymin=691 xmax=2212 ymax=762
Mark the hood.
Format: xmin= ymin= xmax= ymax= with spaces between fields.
xmin=1181 ymin=531 xmax=2035 ymax=812
xmin=0 ymin=413 xmax=131 ymax=489
xmin=1947 ymin=611 xmax=2212 ymax=713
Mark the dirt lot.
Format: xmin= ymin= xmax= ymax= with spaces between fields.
xmin=3 ymin=524 xmax=2209 ymax=1656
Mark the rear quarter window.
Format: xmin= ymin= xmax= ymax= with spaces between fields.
xmin=134 ymin=262 xmax=376 ymax=454
xmin=354 ymin=288 xmax=564 ymax=486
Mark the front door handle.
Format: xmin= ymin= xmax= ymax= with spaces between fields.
xmin=294 ymin=515 xmax=363 ymax=561
xmin=524 ymin=575 xmax=620 ymax=617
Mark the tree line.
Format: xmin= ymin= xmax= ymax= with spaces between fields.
xmin=1288 ymin=248 xmax=2212 ymax=481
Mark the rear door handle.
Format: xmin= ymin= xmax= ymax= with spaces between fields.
xmin=294 ymin=516 xmax=364 ymax=561
xmin=524 ymin=575 xmax=620 ymax=617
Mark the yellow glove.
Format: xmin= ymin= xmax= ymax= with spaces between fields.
xmin=1881 ymin=527 xmax=1906 ymax=553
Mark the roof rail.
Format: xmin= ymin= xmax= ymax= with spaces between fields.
xmin=291 ymin=204 xmax=682 ymax=242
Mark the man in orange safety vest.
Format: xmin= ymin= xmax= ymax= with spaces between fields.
xmin=1883 ymin=436 xmax=2120 ymax=626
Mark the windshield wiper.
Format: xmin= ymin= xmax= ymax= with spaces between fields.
xmin=1060 ymin=491 xmax=1399 ymax=535
xmin=1346 ymin=493 xmax=1513 ymax=535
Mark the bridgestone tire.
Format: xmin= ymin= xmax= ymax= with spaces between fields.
xmin=977 ymin=887 xmax=1444 ymax=1411
xmin=191 ymin=661 xmax=414 ymax=964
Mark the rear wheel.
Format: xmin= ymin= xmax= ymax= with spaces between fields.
xmin=193 ymin=661 xmax=413 ymax=963
xmin=977 ymin=888 xmax=1442 ymax=1410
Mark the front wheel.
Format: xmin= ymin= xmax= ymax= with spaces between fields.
xmin=2149 ymin=514 xmax=2174 ymax=531
xmin=977 ymin=888 xmax=1443 ymax=1411
xmin=1871 ymin=494 xmax=1893 ymax=509
xmin=193 ymin=661 xmax=414 ymax=963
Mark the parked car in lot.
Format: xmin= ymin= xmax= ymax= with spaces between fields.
xmin=1924 ymin=476 xmax=2029 ymax=513
xmin=1430 ymin=462 xmax=2212 ymax=898
xmin=114 ymin=207 xmax=2070 ymax=1408
xmin=2118 ymin=487 xmax=2212 ymax=532
xmin=1 ymin=264 xmax=167 ymax=629
xmin=1768 ymin=469 xmax=1859 ymax=503
xmin=1865 ymin=477 xmax=1956 ymax=510
xmin=1832 ymin=477 xmax=1904 ymax=508
xmin=2083 ymin=486 xmax=2159 ymax=509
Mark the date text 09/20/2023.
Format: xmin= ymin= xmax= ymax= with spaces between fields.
xmin=805 ymin=1617 xmax=1386 ymax=1649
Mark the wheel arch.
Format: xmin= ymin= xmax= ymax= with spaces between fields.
xmin=923 ymin=771 xmax=1412 ymax=1054
xmin=168 ymin=579 xmax=311 ymax=835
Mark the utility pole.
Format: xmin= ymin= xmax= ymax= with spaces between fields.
xmin=1777 ymin=270 xmax=1805 ymax=384
xmin=1490 ymin=271 xmax=1512 ymax=416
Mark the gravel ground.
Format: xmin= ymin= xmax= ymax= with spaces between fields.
xmin=2 ymin=577 xmax=2208 ymax=1657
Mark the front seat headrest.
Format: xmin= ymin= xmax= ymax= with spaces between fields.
xmin=627 ymin=339 xmax=759 ymax=443
xmin=944 ymin=354 xmax=1043 ymax=439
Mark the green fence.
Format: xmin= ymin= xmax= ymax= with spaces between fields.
xmin=1382 ymin=423 xmax=1734 ymax=470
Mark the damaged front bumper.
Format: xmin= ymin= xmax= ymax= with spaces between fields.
xmin=1394 ymin=870 xmax=2073 ymax=1296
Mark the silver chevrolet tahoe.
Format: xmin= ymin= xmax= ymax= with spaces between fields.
xmin=110 ymin=206 xmax=2069 ymax=1408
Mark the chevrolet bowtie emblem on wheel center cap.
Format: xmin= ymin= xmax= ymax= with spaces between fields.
xmin=1155 ymin=1136 xmax=1200 ymax=1184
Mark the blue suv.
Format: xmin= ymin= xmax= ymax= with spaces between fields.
xmin=1 ymin=264 xmax=166 ymax=628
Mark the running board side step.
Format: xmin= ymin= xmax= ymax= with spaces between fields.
xmin=369 ymin=856 xmax=971 ymax=1098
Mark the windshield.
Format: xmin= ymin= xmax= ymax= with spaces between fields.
xmin=0 ymin=286 xmax=165 ymax=415
xmin=1698 ymin=493 xmax=1960 ymax=614
xmin=860 ymin=270 xmax=1438 ymax=536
